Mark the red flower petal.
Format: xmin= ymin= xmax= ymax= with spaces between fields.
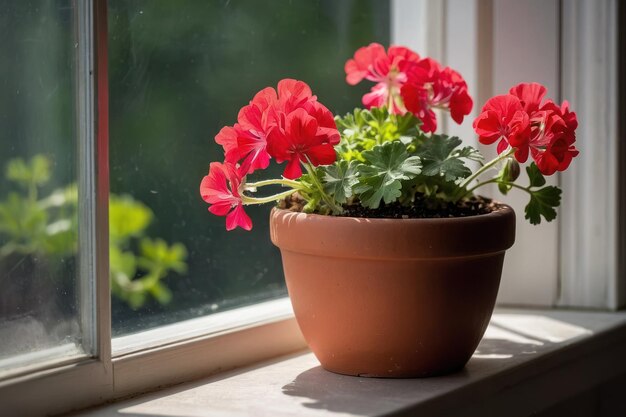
xmin=449 ymin=88 xmax=473 ymax=124
xmin=509 ymin=82 xmax=547 ymax=113
xmin=514 ymin=145 xmax=529 ymax=163
xmin=363 ymin=84 xmax=388 ymax=109
xmin=208 ymin=202 xmax=232 ymax=216
xmin=200 ymin=162 xmax=236 ymax=205
xmin=344 ymin=43 xmax=387 ymax=85
xmin=497 ymin=138 xmax=509 ymax=154
xmin=200 ymin=162 xmax=253 ymax=231
xmin=215 ymin=126 xmax=240 ymax=163
xmin=236 ymin=128 xmax=271 ymax=174
xmin=278 ymin=78 xmax=314 ymax=113
xmin=473 ymin=111 xmax=503 ymax=145
xmin=481 ymin=94 xmax=523 ymax=120
xmin=226 ymin=204 xmax=252 ymax=231
xmin=302 ymin=143 xmax=337 ymax=166
xmin=282 ymin=157 xmax=303 ymax=180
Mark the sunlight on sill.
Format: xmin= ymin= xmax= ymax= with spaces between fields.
xmin=472 ymin=312 xmax=594 ymax=360
xmin=78 ymin=309 xmax=626 ymax=417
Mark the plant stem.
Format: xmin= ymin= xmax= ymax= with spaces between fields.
xmin=502 ymin=182 xmax=530 ymax=193
xmin=462 ymin=178 xmax=531 ymax=200
xmin=241 ymin=189 xmax=298 ymax=205
xmin=387 ymin=90 xmax=395 ymax=112
xmin=463 ymin=178 xmax=499 ymax=197
xmin=303 ymin=161 xmax=343 ymax=214
xmin=459 ymin=148 xmax=516 ymax=191
xmin=244 ymin=178 xmax=302 ymax=190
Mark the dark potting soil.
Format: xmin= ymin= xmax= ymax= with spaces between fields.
xmin=279 ymin=193 xmax=501 ymax=219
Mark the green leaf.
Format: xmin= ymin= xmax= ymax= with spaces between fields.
xmin=355 ymin=142 xmax=422 ymax=208
xmin=526 ymin=163 xmax=547 ymax=188
xmin=416 ymin=135 xmax=478 ymax=181
xmin=149 ymin=282 xmax=173 ymax=305
xmin=298 ymin=170 xmax=326 ymax=213
xmin=455 ymin=146 xmax=484 ymax=163
xmin=109 ymin=194 xmax=153 ymax=243
xmin=6 ymin=155 xmax=51 ymax=188
xmin=525 ymin=186 xmax=561 ymax=225
xmin=322 ymin=160 xmax=359 ymax=204
xmin=110 ymin=245 xmax=137 ymax=280
xmin=334 ymin=107 xmax=422 ymax=162
xmin=393 ymin=112 xmax=422 ymax=137
xmin=138 ymin=237 xmax=188 ymax=274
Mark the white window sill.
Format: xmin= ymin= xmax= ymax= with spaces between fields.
xmin=74 ymin=308 xmax=626 ymax=417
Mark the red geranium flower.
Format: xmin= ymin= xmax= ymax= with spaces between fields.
xmin=402 ymin=59 xmax=473 ymax=132
xmin=474 ymin=82 xmax=579 ymax=175
xmin=199 ymin=161 xmax=252 ymax=231
xmin=301 ymin=100 xmax=341 ymax=145
xmin=276 ymin=78 xmax=314 ymax=113
xmin=473 ymin=94 xmax=530 ymax=160
xmin=216 ymin=87 xmax=277 ymax=175
xmin=216 ymin=79 xmax=338 ymax=175
xmin=345 ymin=43 xmax=420 ymax=113
xmin=509 ymin=83 xmax=579 ymax=174
xmin=532 ymin=131 xmax=579 ymax=175
xmin=509 ymin=82 xmax=547 ymax=113
xmin=267 ymin=108 xmax=337 ymax=179
xmin=527 ymin=101 xmax=579 ymax=175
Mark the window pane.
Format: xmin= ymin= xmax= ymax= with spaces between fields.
xmin=0 ymin=0 xmax=83 ymax=374
xmin=109 ymin=0 xmax=390 ymax=335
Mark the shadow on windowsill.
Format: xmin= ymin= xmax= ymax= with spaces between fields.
xmin=279 ymin=315 xmax=592 ymax=416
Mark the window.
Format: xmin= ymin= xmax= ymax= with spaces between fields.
xmin=0 ymin=0 xmax=86 ymax=376
xmin=109 ymin=0 xmax=389 ymax=336
xmin=0 ymin=0 xmax=622 ymax=415
xmin=106 ymin=0 xmax=391 ymax=336
xmin=393 ymin=0 xmax=623 ymax=309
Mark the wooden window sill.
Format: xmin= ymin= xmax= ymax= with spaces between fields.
xmin=73 ymin=308 xmax=626 ymax=417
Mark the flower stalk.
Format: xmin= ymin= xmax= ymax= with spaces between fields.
xmin=303 ymin=161 xmax=343 ymax=215
xmin=458 ymin=148 xmax=515 ymax=192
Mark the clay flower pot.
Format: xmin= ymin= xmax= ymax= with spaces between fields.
xmin=270 ymin=205 xmax=516 ymax=377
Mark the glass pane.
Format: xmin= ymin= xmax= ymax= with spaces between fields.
xmin=109 ymin=0 xmax=390 ymax=335
xmin=0 ymin=0 xmax=83 ymax=374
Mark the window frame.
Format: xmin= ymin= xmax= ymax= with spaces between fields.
xmin=392 ymin=0 xmax=624 ymax=309
xmin=0 ymin=1 xmax=623 ymax=415
xmin=0 ymin=4 xmax=305 ymax=414
xmin=0 ymin=0 xmax=113 ymax=414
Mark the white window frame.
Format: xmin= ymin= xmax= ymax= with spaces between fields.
xmin=392 ymin=0 xmax=624 ymax=310
xmin=1 ymin=1 xmax=623 ymax=415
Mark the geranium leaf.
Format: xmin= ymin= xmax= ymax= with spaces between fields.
xmin=322 ymin=160 xmax=359 ymax=204
xmin=335 ymin=107 xmax=422 ymax=162
xmin=416 ymin=135 xmax=478 ymax=181
xmin=526 ymin=163 xmax=547 ymax=188
xmin=525 ymin=186 xmax=561 ymax=225
xmin=355 ymin=142 xmax=422 ymax=208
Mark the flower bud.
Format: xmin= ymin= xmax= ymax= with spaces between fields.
xmin=502 ymin=158 xmax=520 ymax=182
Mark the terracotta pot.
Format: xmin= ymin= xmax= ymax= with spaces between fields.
xmin=270 ymin=205 xmax=516 ymax=378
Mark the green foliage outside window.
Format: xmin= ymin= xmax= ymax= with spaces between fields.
xmin=0 ymin=155 xmax=188 ymax=309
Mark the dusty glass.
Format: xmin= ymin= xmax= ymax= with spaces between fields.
xmin=108 ymin=0 xmax=390 ymax=336
xmin=0 ymin=0 xmax=83 ymax=374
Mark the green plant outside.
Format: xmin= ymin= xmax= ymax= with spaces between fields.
xmin=0 ymin=155 xmax=188 ymax=309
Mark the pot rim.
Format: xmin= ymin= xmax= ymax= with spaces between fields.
xmin=270 ymin=204 xmax=516 ymax=260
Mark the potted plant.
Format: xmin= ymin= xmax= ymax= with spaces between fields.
xmin=199 ymin=43 xmax=578 ymax=377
